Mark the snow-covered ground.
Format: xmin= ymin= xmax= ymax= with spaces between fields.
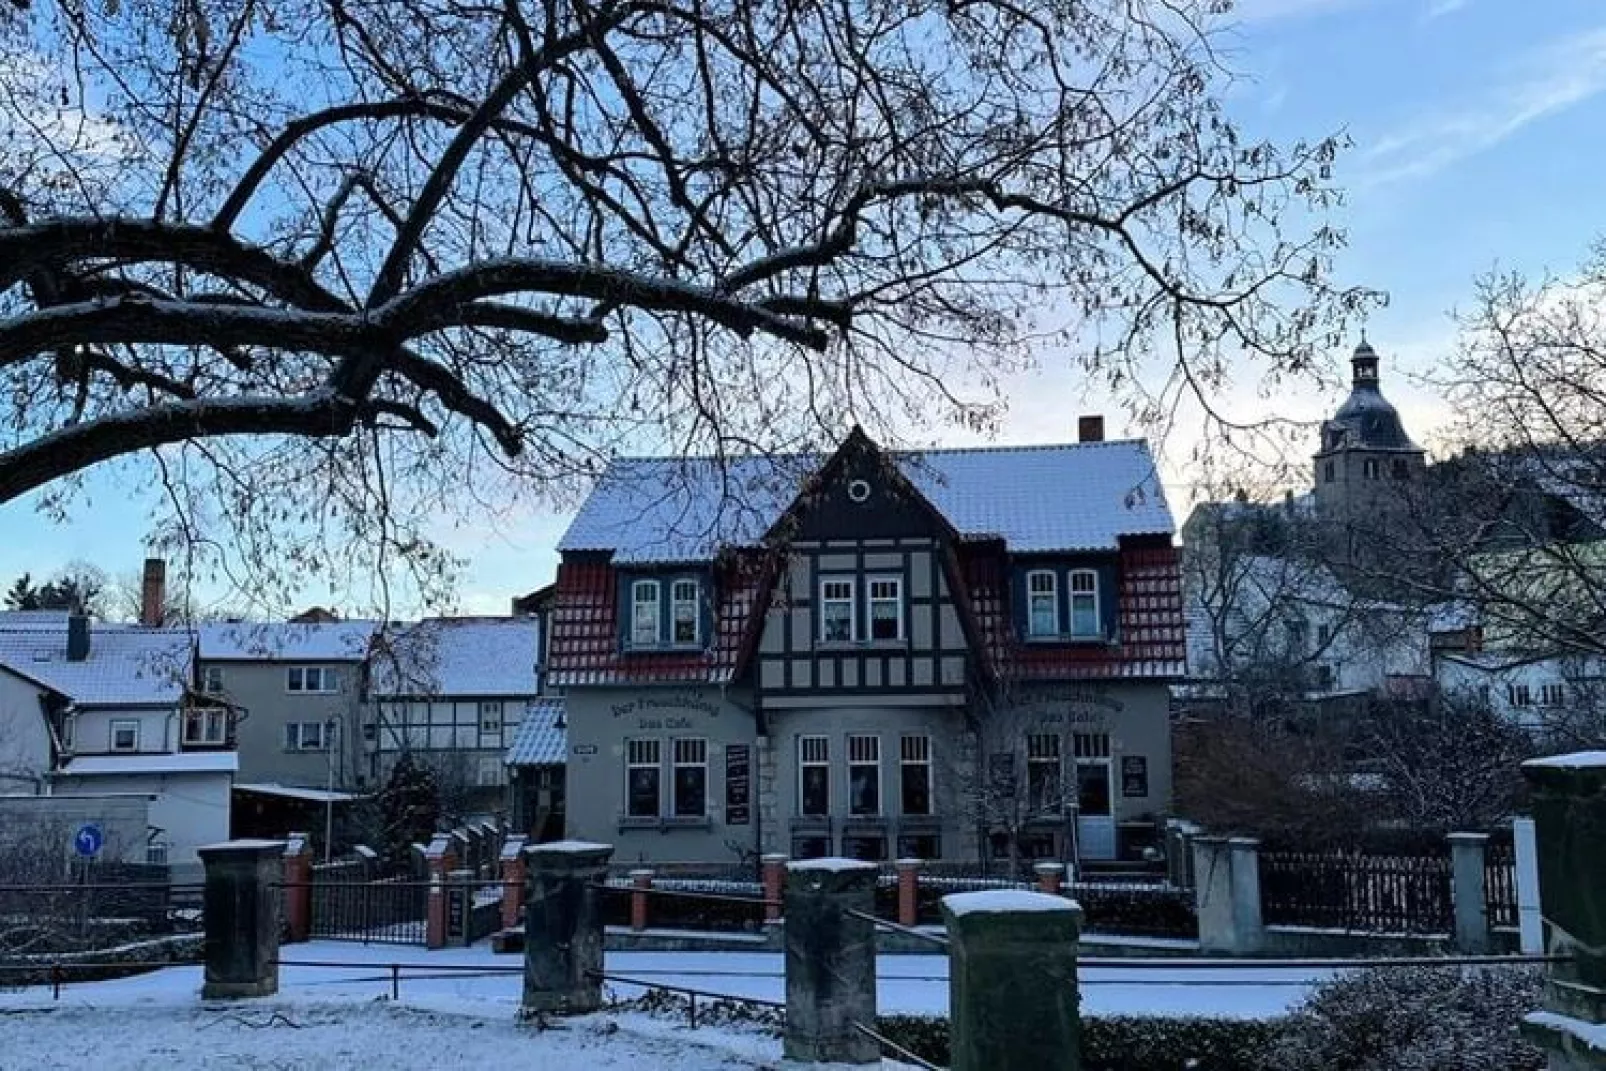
xmin=0 ymin=940 xmax=1337 ymax=1068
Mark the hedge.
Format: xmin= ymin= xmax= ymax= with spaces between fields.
xmin=875 ymin=1014 xmax=1279 ymax=1071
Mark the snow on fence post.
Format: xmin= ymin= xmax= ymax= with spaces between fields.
xmin=630 ymin=869 xmax=654 ymax=932
xmin=1035 ymin=861 xmax=1065 ymax=896
xmin=1513 ymin=817 xmax=1543 ymax=955
xmin=520 ymin=841 xmax=613 ymax=1018
xmin=762 ymin=853 xmax=788 ymax=922
xmin=942 ymin=890 xmax=1082 ymax=1071
xmin=500 ymin=835 xmax=528 ymax=932
xmin=281 ymin=832 xmax=312 ymax=944
xmin=783 ymin=858 xmax=879 ymax=1064
xmin=1447 ymin=832 xmax=1490 ymax=954
xmin=1520 ymin=754 xmax=1606 ymax=1067
xmin=424 ymin=833 xmax=456 ymax=951
xmin=896 ymin=858 xmax=923 ymax=927
xmin=199 ymin=839 xmax=286 ymax=1000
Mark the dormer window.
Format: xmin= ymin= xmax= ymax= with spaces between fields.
xmin=671 ymin=579 xmax=700 ymax=645
xmin=631 ymin=580 xmax=662 ymax=646
xmin=1026 ymin=571 xmax=1058 ymax=637
xmin=1069 ymin=570 xmax=1100 ymax=637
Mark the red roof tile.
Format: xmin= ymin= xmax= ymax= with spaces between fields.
xmin=545 ymin=554 xmax=773 ymax=687
xmin=964 ymin=544 xmax=1186 ymax=681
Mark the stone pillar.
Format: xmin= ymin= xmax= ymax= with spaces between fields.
xmin=1193 ymin=835 xmax=1262 ymax=955
xmin=630 ymin=868 xmax=654 ymax=932
xmin=199 ymin=840 xmax=285 ymax=1000
xmin=896 ymin=859 xmax=922 ymax=927
xmin=1514 ymin=817 xmax=1543 ymax=955
xmin=1228 ymin=838 xmax=1264 ymax=955
xmin=500 ymin=834 xmax=528 ymax=932
xmin=784 ymin=859 xmax=879 ymax=1064
xmin=281 ymin=833 xmax=312 ymax=944
xmin=1035 ymin=861 xmax=1065 ymax=896
xmin=1447 ymin=832 xmax=1491 ymax=954
xmin=1520 ymin=755 xmax=1606 ymax=1067
xmin=521 ymin=841 xmax=613 ymax=1018
xmin=424 ymin=833 xmax=456 ymax=951
xmin=942 ymin=890 xmax=1081 ymax=1071
xmin=761 ymin=853 xmax=787 ymax=923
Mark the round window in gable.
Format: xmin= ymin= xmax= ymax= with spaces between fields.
xmin=847 ymin=479 xmax=872 ymax=503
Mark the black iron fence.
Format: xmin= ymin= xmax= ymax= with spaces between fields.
xmin=309 ymin=878 xmax=429 ymax=945
xmin=1485 ymin=839 xmax=1519 ymax=930
xmin=1260 ymin=850 xmax=1454 ymax=935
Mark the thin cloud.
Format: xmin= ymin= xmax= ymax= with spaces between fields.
xmin=1358 ymin=26 xmax=1606 ymax=186
xmin=1424 ymin=0 xmax=1469 ymax=19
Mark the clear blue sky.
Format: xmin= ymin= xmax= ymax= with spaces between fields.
xmin=4 ymin=0 xmax=1603 ymax=614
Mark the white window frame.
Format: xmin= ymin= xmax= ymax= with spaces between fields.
xmin=1026 ymin=570 xmax=1058 ymax=637
xmin=672 ymin=737 xmax=709 ymax=818
xmin=798 ymin=735 xmax=831 ymax=817
xmin=819 ymin=577 xmax=857 ymax=643
xmin=631 ymin=580 xmax=662 ymax=646
xmin=867 ymin=576 xmax=904 ymax=642
xmin=287 ymin=666 xmax=339 ymax=693
xmin=286 ymin=720 xmax=327 ymax=751
xmin=899 ymin=734 xmax=933 ymax=817
xmin=671 ymin=579 xmax=700 ymax=646
xmin=478 ymin=700 xmax=504 ymax=734
xmin=202 ymin=665 xmax=225 ymax=693
xmin=1541 ymin=682 xmax=1566 ymax=708
xmin=1068 ymin=570 xmax=1100 ymax=638
xmin=848 ymin=733 xmax=881 ymax=817
xmin=1026 ymin=732 xmax=1061 ymax=812
xmin=60 ymin=714 xmax=75 ymax=752
xmin=182 ymin=707 xmax=228 ymax=746
xmin=625 ymin=738 xmax=662 ymax=818
xmin=1508 ymin=683 xmax=1533 ymax=708
xmin=1363 ymin=458 xmax=1380 ymax=480
xmin=109 ymin=719 xmax=140 ymax=753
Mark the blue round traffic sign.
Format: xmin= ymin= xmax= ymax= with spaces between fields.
xmin=74 ymin=823 xmax=103 ymax=858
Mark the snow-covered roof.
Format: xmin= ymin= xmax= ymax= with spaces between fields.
xmin=0 ymin=611 xmax=74 ymax=631
xmin=0 ymin=627 xmax=193 ymax=706
xmin=369 ymin=617 xmax=540 ymax=698
xmin=197 ymin=621 xmax=381 ymax=662
xmin=233 ymin=782 xmax=366 ymax=803
xmin=559 ymin=440 xmax=1173 ymax=564
xmin=60 ymin=752 xmax=238 ymax=775
xmin=505 ymin=699 xmax=566 ymax=766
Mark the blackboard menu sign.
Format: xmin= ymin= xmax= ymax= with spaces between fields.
xmin=725 ymin=744 xmax=751 ymax=825
xmin=1121 ymin=755 xmax=1149 ymax=798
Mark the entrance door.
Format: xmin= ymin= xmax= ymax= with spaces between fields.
xmin=1074 ymin=733 xmax=1116 ymax=861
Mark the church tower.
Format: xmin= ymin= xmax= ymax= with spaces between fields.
xmin=1313 ymin=341 xmax=1427 ymax=555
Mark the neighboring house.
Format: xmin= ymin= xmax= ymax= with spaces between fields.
xmin=368 ymin=616 xmax=542 ymax=820
xmin=197 ymin=620 xmax=379 ymax=791
xmin=548 ymin=423 xmax=1185 ymax=866
xmin=0 ymin=613 xmax=235 ymax=882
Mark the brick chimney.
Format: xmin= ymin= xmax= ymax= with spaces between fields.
xmin=1078 ymin=415 xmax=1105 ymax=443
xmin=67 ymin=613 xmax=89 ymax=662
xmin=140 ymin=558 xmax=166 ymax=627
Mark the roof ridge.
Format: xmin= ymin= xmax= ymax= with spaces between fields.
xmin=596 ymin=438 xmax=1149 ymax=465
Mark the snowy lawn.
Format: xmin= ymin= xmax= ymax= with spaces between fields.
xmin=0 ymin=939 xmax=1338 ymax=1067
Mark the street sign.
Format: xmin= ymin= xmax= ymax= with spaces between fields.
xmin=73 ymin=823 xmax=103 ymax=858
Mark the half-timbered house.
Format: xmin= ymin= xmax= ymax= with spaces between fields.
xmin=548 ymin=425 xmax=1185 ymax=867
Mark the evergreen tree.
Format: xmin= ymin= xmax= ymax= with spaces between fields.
xmin=3 ymin=574 xmax=40 ymax=611
xmin=377 ymin=753 xmax=439 ymax=867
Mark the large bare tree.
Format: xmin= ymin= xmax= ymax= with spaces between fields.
xmin=0 ymin=0 xmax=1366 ymax=608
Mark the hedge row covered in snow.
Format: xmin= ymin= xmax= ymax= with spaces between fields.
xmin=875 ymin=964 xmax=1546 ymax=1070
